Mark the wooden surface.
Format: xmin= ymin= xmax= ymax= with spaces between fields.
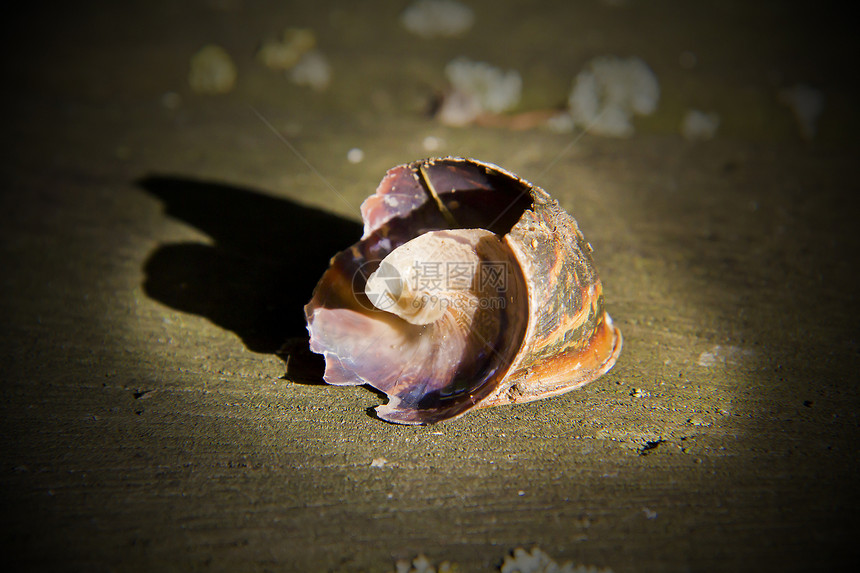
xmin=2 ymin=1 xmax=858 ymax=571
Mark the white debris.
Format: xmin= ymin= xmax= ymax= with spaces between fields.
xmin=438 ymin=57 xmax=522 ymax=126
xmin=422 ymin=135 xmax=443 ymax=151
xmin=546 ymin=111 xmax=576 ymax=133
xmin=681 ymin=109 xmax=720 ymax=141
xmin=437 ymin=90 xmax=482 ymax=126
xmin=697 ymin=344 xmax=755 ymax=368
xmin=501 ymin=547 xmax=613 ymax=573
xmin=394 ymin=554 xmax=457 ymax=573
xmin=347 ymin=147 xmax=365 ymax=163
xmin=257 ymin=28 xmax=316 ymax=70
xmin=779 ymin=84 xmax=824 ymax=140
xmin=642 ymin=507 xmax=658 ymax=519
xmin=401 ymin=0 xmax=474 ymax=38
xmin=290 ymin=50 xmax=331 ymax=91
xmin=568 ymin=56 xmax=659 ymax=137
xmin=447 ymin=58 xmax=522 ymax=114
xmin=188 ymin=45 xmax=237 ymax=94
xmin=370 ymin=457 xmax=387 ymax=467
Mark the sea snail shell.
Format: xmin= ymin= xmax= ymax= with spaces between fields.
xmin=304 ymin=157 xmax=622 ymax=424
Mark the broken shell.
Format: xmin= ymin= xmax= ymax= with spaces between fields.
xmin=304 ymin=157 xmax=621 ymax=424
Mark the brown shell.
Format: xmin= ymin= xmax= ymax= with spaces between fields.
xmin=304 ymin=157 xmax=622 ymax=424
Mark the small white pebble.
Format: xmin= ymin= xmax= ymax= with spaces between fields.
xmin=290 ymin=50 xmax=331 ymax=91
xmin=188 ymin=44 xmax=237 ymax=94
xmin=422 ymin=135 xmax=443 ymax=151
xmin=437 ymin=90 xmax=482 ymax=126
xmin=257 ymin=28 xmax=316 ymax=70
xmin=546 ymin=111 xmax=576 ymax=133
xmin=643 ymin=507 xmax=658 ymax=519
xmin=568 ymin=55 xmax=660 ymax=137
xmin=437 ymin=57 xmax=522 ymax=126
xmin=370 ymin=457 xmax=387 ymax=467
xmin=446 ymin=57 xmax=522 ymax=114
xmin=347 ymin=147 xmax=364 ymax=163
xmin=501 ymin=547 xmax=614 ymax=573
xmin=411 ymin=555 xmax=433 ymax=573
